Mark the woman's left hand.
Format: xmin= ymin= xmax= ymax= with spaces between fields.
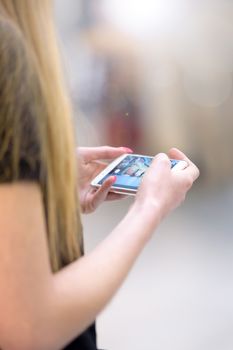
xmin=77 ymin=146 xmax=132 ymax=213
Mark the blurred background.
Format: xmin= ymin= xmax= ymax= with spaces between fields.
xmin=55 ymin=0 xmax=233 ymax=349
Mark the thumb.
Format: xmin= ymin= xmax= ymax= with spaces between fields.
xmin=150 ymin=153 xmax=170 ymax=172
xmin=141 ymin=153 xmax=170 ymax=183
xmin=91 ymin=176 xmax=116 ymax=208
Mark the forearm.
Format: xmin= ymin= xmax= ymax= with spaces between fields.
xmin=44 ymin=203 xmax=160 ymax=349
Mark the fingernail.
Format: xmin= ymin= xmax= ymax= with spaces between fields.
xmin=111 ymin=175 xmax=117 ymax=183
xmin=121 ymin=147 xmax=133 ymax=153
xmin=155 ymin=153 xmax=168 ymax=161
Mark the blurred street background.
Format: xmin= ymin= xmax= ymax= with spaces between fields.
xmin=55 ymin=1 xmax=233 ymax=349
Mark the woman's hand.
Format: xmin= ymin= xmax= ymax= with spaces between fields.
xmin=77 ymin=146 xmax=132 ymax=214
xmin=133 ymin=148 xmax=200 ymax=233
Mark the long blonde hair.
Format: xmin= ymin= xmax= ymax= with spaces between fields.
xmin=0 ymin=0 xmax=83 ymax=271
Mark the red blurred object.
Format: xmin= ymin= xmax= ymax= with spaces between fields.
xmin=105 ymin=108 xmax=142 ymax=151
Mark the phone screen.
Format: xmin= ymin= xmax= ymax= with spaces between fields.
xmin=97 ymin=155 xmax=153 ymax=190
xmin=98 ymin=156 xmax=181 ymax=191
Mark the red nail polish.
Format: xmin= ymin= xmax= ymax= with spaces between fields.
xmin=111 ymin=175 xmax=117 ymax=182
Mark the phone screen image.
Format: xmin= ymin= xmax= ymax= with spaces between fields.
xmin=97 ymin=155 xmax=153 ymax=191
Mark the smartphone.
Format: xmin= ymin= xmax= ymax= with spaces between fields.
xmin=91 ymin=154 xmax=188 ymax=196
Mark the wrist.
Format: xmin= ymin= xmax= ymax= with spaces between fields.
xmin=127 ymin=198 xmax=163 ymax=241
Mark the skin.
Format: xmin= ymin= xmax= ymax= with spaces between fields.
xmin=77 ymin=146 xmax=132 ymax=213
xmin=0 ymin=146 xmax=199 ymax=350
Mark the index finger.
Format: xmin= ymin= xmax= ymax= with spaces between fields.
xmin=78 ymin=146 xmax=133 ymax=162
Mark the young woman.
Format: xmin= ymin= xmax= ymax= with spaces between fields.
xmin=0 ymin=1 xmax=199 ymax=349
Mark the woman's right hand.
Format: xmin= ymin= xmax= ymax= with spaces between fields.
xmin=133 ymin=148 xmax=200 ymax=234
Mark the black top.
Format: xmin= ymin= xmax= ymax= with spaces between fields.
xmin=63 ymin=323 xmax=97 ymax=350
